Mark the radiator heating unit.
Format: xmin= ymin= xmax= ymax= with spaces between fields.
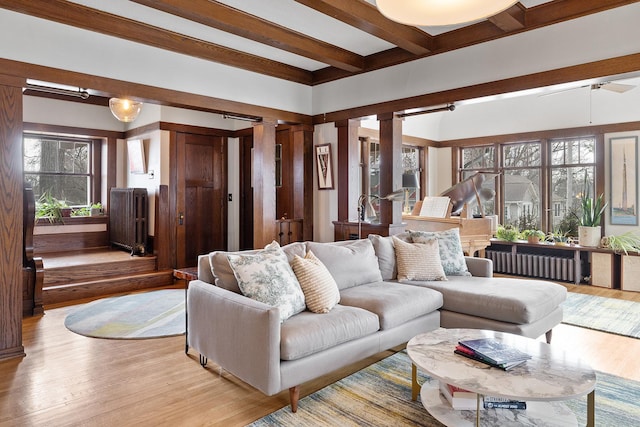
xmin=486 ymin=250 xmax=575 ymax=283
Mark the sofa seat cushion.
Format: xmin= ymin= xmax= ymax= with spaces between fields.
xmin=280 ymin=305 xmax=379 ymax=361
xmin=339 ymin=282 xmax=443 ymax=330
xmin=404 ymin=276 xmax=567 ymax=324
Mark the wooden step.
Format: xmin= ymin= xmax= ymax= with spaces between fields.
xmin=43 ymin=270 xmax=175 ymax=306
xmin=41 ymin=249 xmax=157 ymax=287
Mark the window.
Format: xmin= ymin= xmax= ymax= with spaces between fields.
xmin=23 ymin=134 xmax=93 ymax=206
xmin=503 ymin=142 xmax=541 ymax=230
xmin=360 ymin=137 xmax=424 ymax=221
xmin=460 ymin=136 xmax=597 ymax=235
xmin=550 ymin=136 xmax=596 ymax=235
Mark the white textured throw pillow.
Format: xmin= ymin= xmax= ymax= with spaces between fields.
xmin=227 ymin=241 xmax=306 ymax=322
xmin=291 ymin=251 xmax=340 ymax=313
xmin=392 ymin=236 xmax=447 ymax=282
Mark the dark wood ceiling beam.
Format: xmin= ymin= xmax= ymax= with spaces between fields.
xmin=0 ymin=58 xmax=311 ymax=124
xmin=130 ymin=0 xmax=365 ymax=72
xmin=294 ymin=0 xmax=434 ymax=56
xmin=488 ymin=4 xmax=526 ymax=32
xmin=312 ymin=0 xmax=639 ymax=85
xmin=0 ymin=0 xmax=313 ymax=84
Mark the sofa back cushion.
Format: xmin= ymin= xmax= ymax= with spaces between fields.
xmin=368 ymin=232 xmax=411 ymax=280
xmin=209 ymin=241 xmax=307 ymax=293
xmin=307 ymin=239 xmax=383 ymax=290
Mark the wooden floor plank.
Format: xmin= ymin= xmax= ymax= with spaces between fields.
xmin=1 ymin=285 xmax=639 ymax=426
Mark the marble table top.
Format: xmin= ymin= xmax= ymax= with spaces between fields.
xmin=407 ymin=328 xmax=596 ymax=402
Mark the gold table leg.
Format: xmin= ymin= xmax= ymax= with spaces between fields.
xmin=411 ymin=363 xmax=419 ymax=401
xmin=587 ymin=390 xmax=595 ymax=427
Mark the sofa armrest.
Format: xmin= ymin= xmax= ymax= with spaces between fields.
xmin=465 ymin=256 xmax=493 ymax=277
xmin=187 ymin=280 xmax=282 ymax=395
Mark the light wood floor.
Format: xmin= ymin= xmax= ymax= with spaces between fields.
xmin=1 ymin=284 xmax=639 ymax=426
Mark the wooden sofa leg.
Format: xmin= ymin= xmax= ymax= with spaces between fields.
xmin=545 ymin=329 xmax=553 ymax=344
xmin=289 ymin=385 xmax=300 ymax=412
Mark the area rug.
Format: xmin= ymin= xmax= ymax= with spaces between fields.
xmin=64 ymin=289 xmax=185 ymax=339
xmin=248 ymin=351 xmax=640 ymax=427
xmin=562 ymin=292 xmax=640 ymax=339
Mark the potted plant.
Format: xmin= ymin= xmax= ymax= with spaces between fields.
xmin=495 ymin=224 xmax=519 ymax=242
xmin=35 ymin=192 xmax=65 ymax=223
xmin=575 ymin=189 xmax=607 ymax=247
xmin=600 ymin=231 xmax=640 ymax=255
xmin=90 ymin=202 xmax=103 ymax=216
xmin=521 ymin=229 xmax=545 ymax=244
xmin=545 ymin=230 xmax=569 ymax=246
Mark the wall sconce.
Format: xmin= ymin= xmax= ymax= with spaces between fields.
xmin=109 ymin=98 xmax=143 ymax=122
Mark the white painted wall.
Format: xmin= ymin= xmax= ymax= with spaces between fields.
xmin=313 ymin=123 xmax=339 ymax=242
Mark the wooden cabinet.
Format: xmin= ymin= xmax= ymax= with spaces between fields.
xmin=276 ymin=219 xmax=303 ymax=246
xmin=621 ymin=255 xmax=640 ymax=292
xmin=590 ymin=252 xmax=617 ymax=288
xmin=333 ymin=220 xmax=406 ymax=241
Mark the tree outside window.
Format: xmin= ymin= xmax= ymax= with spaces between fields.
xmin=23 ymin=135 xmax=92 ymax=206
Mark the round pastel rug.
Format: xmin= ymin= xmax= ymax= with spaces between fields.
xmin=64 ymin=289 xmax=185 ymax=339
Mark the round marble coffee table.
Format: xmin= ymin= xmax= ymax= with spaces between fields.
xmin=407 ymin=328 xmax=596 ymax=427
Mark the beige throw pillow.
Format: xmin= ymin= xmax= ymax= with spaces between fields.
xmin=291 ymin=251 xmax=340 ymax=313
xmin=392 ymin=236 xmax=447 ymax=282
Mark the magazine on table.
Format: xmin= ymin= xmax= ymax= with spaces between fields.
xmin=458 ymin=338 xmax=531 ymax=366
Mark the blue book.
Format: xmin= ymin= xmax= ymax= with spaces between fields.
xmin=458 ymin=338 xmax=531 ymax=365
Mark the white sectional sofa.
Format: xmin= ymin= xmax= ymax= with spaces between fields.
xmin=186 ymin=231 xmax=567 ymax=412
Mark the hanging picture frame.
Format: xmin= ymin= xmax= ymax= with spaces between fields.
xmin=610 ymin=136 xmax=638 ymax=225
xmin=127 ymin=139 xmax=146 ymax=174
xmin=315 ymin=143 xmax=334 ymax=190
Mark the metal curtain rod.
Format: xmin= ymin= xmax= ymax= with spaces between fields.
xmin=24 ymin=83 xmax=90 ymax=100
xmin=398 ymin=104 xmax=455 ymax=118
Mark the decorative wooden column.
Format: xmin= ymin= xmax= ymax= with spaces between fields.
xmin=378 ymin=112 xmax=403 ymax=226
xmin=335 ymin=119 xmax=360 ymax=221
xmin=0 ymin=74 xmax=25 ymax=361
xmin=291 ymin=124 xmax=314 ymax=241
xmin=252 ymin=119 xmax=277 ymax=248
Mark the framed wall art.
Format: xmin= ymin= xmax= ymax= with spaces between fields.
xmin=315 ymin=143 xmax=334 ymax=190
xmin=127 ymin=139 xmax=146 ymax=174
xmin=610 ymin=136 xmax=638 ymax=225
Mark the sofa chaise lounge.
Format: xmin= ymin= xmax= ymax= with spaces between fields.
xmin=186 ymin=232 xmax=567 ymax=411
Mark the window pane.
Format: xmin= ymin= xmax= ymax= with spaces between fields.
xmin=26 ymin=174 xmax=90 ymax=206
xmin=461 ymin=170 xmax=495 ymax=216
xmin=462 ymin=146 xmax=494 ymax=169
xmin=551 ymin=137 xmax=595 ymax=165
xmin=503 ymin=142 xmax=540 ymax=167
xmin=503 ymin=170 xmax=541 ymax=229
xmin=550 ymin=166 xmax=594 ymax=235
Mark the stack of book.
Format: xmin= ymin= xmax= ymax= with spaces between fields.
xmin=439 ymin=382 xmax=527 ymax=410
xmin=455 ymin=337 xmax=531 ymax=370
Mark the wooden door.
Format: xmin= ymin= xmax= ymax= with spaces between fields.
xmin=238 ymin=134 xmax=254 ymax=250
xmin=175 ymin=132 xmax=227 ymax=267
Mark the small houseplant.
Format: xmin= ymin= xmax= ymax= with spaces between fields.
xmin=495 ymin=225 xmax=519 ymax=242
xmin=600 ymin=231 xmax=640 ymax=255
xmin=521 ymin=229 xmax=545 ymax=244
xmin=35 ymin=192 xmax=67 ymax=223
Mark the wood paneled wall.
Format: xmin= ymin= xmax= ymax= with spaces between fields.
xmin=0 ymin=74 xmax=26 ymax=361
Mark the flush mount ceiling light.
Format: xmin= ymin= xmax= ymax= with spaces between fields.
xmin=109 ymin=98 xmax=143 ymax=122
xmin=375 ymin=0 xmax=519 ymax=26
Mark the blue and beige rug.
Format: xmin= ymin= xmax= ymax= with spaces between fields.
xmin=562 ymin=292 xmax=640 ymax=339
xmin=64 ymin=289 xmax=185 ymax=339
xmin=249 ymin=350 xmax=640 ymax=427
